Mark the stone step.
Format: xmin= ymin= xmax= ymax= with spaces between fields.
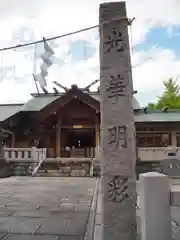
xmin=11 ymin=160 xmax=93 ymax=177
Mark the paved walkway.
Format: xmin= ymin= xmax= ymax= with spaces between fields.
xmin=0 ymin=177 xmax=99 ymax=240
xmin=1 ymin=177 xmax=180 ymax=240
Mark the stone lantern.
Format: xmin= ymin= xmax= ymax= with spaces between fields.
xmin=160 ymin=146 xmax=180 ymax=178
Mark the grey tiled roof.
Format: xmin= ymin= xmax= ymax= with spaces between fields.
xmin=0 ymin=104 xmax=23 ymax=121
xmin=20 ymin=95 xmax=59 ymax=111
xmin=22 ymin=93 xmax=140 ymax=112
xmin=90 ymin=93 xmax=141 ymax=110
xmin=1 ymin=93 xmax=179 ymax=123
xmin=135 ymin=111 xmax=180 ymax=122
xmin=19 ymin=93 xmax=140 ymax=112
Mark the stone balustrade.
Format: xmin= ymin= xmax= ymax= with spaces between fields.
xmin=4 ymin=147 xmax=46 ymax=162
xmin=7 ymin=146 xmax=179 ymax=163
xmin=138 ymin=147 xmax=180 ymax=162
xmin=3 ymin=148 xmax=93 ymax=177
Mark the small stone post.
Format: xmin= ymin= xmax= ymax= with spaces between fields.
xmin=31 ymin=147 xmax=37 ymax=162
xmin=99 ymin=2 xmax=137 ymax=240
xmin=31 ymin=147 xmax=37 ymax=175
xmin=139 ymin=172 xmax=172 ymax=240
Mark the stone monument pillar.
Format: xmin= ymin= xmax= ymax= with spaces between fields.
xmin=99 ymin=2 xmax=137 ymax=240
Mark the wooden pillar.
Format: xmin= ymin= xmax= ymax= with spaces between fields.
xmin=56 ymin=116 xmax=61 ymax=157
xmin=95 ymin=113 xmax=100 ymax=158
xmin=171 ymin=132 xmax=177 ymax=146
xmin=95 ymin=113 xmax=100 ymax=147
xmin=11 ymin=133 xmax=15 ymax=147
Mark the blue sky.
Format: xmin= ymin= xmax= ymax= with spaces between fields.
xmin=136 ymin=26 xmax=180 ymax=56
xmin=67 ymin=25 xmax=180 ymax=106
xmin=70 ymin=26 xmax=180 ymax=71
xmin=70 ymin=40 xmax=96 ymax=63
xmin=70 ymin=26 xmax=180 ymax=62
xmin=0 ymin=0 xmax=180 ymax=106
xmin=134 ymin=26 xmax=180 ymax=105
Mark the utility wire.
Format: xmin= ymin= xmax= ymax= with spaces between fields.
xmin=0 ymin=25 xmax=99 ymax=52
xmin=0 ymin=52 xmax=3 ymax=82
xmin=0 ymin=16 xmax=134 ymax=52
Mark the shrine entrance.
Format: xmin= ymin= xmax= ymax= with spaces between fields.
xmin=68 ymin=128 xmax=94 ymax=148
xmin=61 ymin=127 xmax=95 ymax=158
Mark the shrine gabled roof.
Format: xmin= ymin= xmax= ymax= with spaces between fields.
xmin=0 ymin=104 xmax=23 ymax=121
xmin=14 ymin=90 xmax=141 ymax=112
xmin=21 ymin=92 xmax=100 ymax=112
xmin=83 ymin=92 xmax=140 ymax=110
xmin=20 ymin=95 xmax=59 ymax=111
xmin=37 ymin=87 xmax=101 ymax=121
xmin=1 ymin=91 xmax=180 ymax=123
xmin=20 ymin=92 xmax=140 ymax=112
xmin=0 ymin=103 xmax=180 ymax=123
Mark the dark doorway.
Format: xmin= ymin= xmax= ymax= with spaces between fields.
xmin=67 ymin=128 xmax=95 ymax=148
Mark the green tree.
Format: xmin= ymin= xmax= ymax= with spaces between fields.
xmin=148 ymin=78 xmax=180 ymax=109
xmin=148 ymin=103 xmax=156 ymax=110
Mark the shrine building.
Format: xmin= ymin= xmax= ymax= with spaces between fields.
xmin=0 ymin=83 xmax=180 ymax=164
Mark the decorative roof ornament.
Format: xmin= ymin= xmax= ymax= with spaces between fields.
xmin=84 ymin=79 xmax=100 ymax=92
xmin=33 ymin=38 xmax=55 ymax=90
xmin=71 ymin=84 xmax=78 ymax=89
xmin=53 ymin=81 xmax=68 ymax=92
xmin=143 ymin=107 xmax=148 ymax=114
xmin=162 ymin=106 xmax=168 ymax=113
xmin=33 ymin=73 xmax=46 ymax=89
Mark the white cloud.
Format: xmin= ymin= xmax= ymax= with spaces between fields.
xmin=132 ymin=48 xmax=180 ymax=105
xmin=0 ymin=0 xmax=51 ymax=18
xmin=0 ymin=0 xmax=180 ymax=105
xmin=0 ymin=77 xmax=34 ymax=103
xmin=1 ymin=0 xmax=180 ymax=44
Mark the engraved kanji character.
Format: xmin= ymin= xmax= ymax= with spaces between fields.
xmin=108 ymin=176 xmax=129 ymax=202
xmin=104 ymin=28 xmax=126 ymax=53
xmin=106 ymin=74 xmax=126 ymax=103
xmin=108 ymin=125 xmax=127 ymax=148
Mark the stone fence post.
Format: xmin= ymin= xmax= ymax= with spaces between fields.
xmin=139 ymin=172 xmax=172 ymax=240
xmin=31 ymin=147 xmax=37 ymax=162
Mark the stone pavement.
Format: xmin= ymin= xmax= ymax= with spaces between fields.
xmin=1 ymin=177 xmax=180 ymax=240
xmin=0 ymin=177 xmax=99 ymax=240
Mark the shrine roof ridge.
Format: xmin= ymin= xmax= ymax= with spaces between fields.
xmin=30 ymin=91 xmax=100 ymax=97
xmin=0 ymin=104 xmax=180 ymax=123
xmin=135 ymin=110 xmax=180 ymax=123
xmin=140 ymin=109 xmax=180 ymax=113
xmin=0 ymin=103 xmax=24 ymax=106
